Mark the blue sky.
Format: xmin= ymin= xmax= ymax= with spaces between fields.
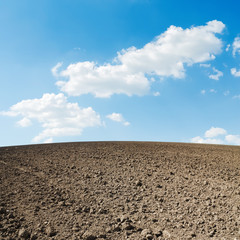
xmin=1 ymin=0 xmax=240 ymax=146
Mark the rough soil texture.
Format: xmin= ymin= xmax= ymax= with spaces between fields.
xmin=0 ymin=141 xmax=240 ymax=240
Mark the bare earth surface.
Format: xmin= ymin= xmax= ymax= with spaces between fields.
xmin=0 ymin=141 xmax=240 ymax=240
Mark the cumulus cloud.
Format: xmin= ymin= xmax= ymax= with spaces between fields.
xmin=191 ymin=127 xmax=240 ymax=145
xmin=204 ymin=127 xmax=227 ymax=138
xmin=201 ymin=89 xmax=206 ymax=95
xmin=17 ymin=117 xmax=32 ymax=127
xmin=1 ymin=93 xmax=101 ymax=143
xmin=232 ymin=37 xmax=240 ymax=56
xmin=231 ymin=68 xmax=240 ymax=77
xmin=225 ymin=134 xmax=240 ymax=145
xmin=209 ymin=67 xmax=223 ymax=80
xmin=106 ymin=113 xmax=130 ymax=126
xmin=55 ymin=20 xmax=225 ymax=98
xmin=57 ymin=62 xmax=150 ymax=98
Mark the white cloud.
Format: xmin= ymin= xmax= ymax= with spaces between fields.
xmin=191 ymin=127 xmax=240 ymax=145
xmin=153 ymin=91 xmax=160 ymax=96
xmin=17 ymin=117 xmax=32 ymax=127
xmin=231 ymin=68 xmax=240 ymax=77
xmin=1 ymin=93 xmax=101 ymax=143
xmin=57 ymin=62 xmax=150 ymax=98
xmin=55 ymin=20 xmax=225 ymax=98
xmin=204 ymin=127 xmax=227 ymax=138
xmin=226 ymin=44 xmax=230 ymax=52
xmin=210 ymin=89 xmax=217 ymax=93
xmin=225 ymin=134 xmax=240 ymax=145
xmin=43 ymin=138 xmax=53 ymax=144
xmin=232 ymin=37 xmax=240 ymax=56
xmin=51 ymin=62 xmax=63 ymax=77
xmin=200 ymin=63 xmax=211 ymax=68
xmin=191 ymin=136 xmax=224 ymax=144
xmin=201 ymin=89 xmax=218 ymax=95
xmin=209 ymin=67 xmax=223 ymax=80
xmin=106 ymin=113 xmax=130 ymax=126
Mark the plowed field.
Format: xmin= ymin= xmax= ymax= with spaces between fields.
xmin=0 ymin=142 xmax=239 ymax=239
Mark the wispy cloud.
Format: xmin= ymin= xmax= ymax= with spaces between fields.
xmin=223 ymin=90 xmax=230 ymax=96
xmin=51 ymin=62 xmax=63 ymax=77
xmin=209 ymin=67 xmax=223 ymax=80
xmin=201 ymin=89 xmax=217 ymax=95
xmin=200 ymin=63 xmax=211 ymax=68
xmin=210 ymin=89 xmax=217 ymax=93
xmin=226 ymin=44 xmax=230 ymax=52
xmin=233 ymin=95 xmax=240 ymax=99
xmin=153 ymin=91 xmax=160 ymax=96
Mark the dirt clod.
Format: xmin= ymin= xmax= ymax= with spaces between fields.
xmin=18 ymin=228 xmax=30 ymax=239
xmin=45 ymin=225 xmax=56 ymax=237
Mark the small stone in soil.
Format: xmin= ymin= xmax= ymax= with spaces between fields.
xmin=45 ymin=225 xmax=57 ymax=237
xmin=18 ymin=228 xmax=31 ymax=239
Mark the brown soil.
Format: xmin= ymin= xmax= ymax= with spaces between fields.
xmin=0 ymin=141 xmax=240 ymax=240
